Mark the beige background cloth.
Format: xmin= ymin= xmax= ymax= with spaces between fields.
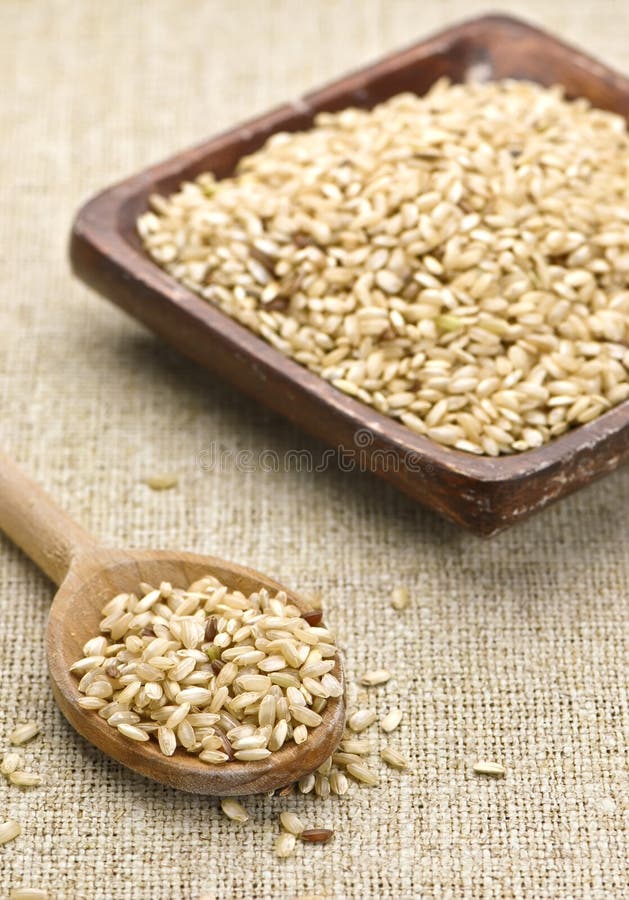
xmin=1 ymin=1 xmax=627 ymax=898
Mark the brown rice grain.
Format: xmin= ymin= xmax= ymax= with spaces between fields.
xmin=298 ymin=773 xmax=316 ymax=794
xmin=116 ymin=724 xmax=150 ymax=742
xmin=347 ymin=709 xmax=377 ymax=732
xmin=0 ymin=820 xmax=21 ymax=845
xmin=329 ymin=770 xmax=349 ymax=795
xmin=359 ymin=669 xmax=392 ymax=686
xmin=198 ymin=750 xmax=230 ymax=764
xmin=390 ymin=587 xmax=410 ymax=611
xmin=220 ymin=798 xmax=250 ymax=823
xmin=340 ymin=739 xmax=373 ymax=755
xmin=292 ymin=725 xmax=309 ymax=745
xmin=9 ymin=890 xmax=49 ymax=900
xmin=473 ymin=760 xmax=506 ymax=778
xmin=279 ymin=811 xmax=305 ymax=835
xmin=380 ymin=708 xmax=403 ymax=733
xmin=300 ymin=828 xmax=334 ymax=843
xmin=275 ymin=831 xmax=297 ymax=858
xmin=346 ymin=762 xmax=379 ymax=786
xmin=380 ymin=747 xmax=410 ymax=770
xmin=8 ymin=722 xmax=40 ymax=746
xmin=233 ymin=748 xmax=272 ymax=761
xmin=143 ymin=473 xmax=178 ymax=491
xmin=0 ymin=753 xmax=23 ymax=776
xmin=157 ymin=726 xmax=177 ymax=756
xmin=8 ymin=771 xmax=42 ymax=788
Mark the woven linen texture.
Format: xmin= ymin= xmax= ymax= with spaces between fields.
xmin=0 ymin=1 xmax=627 ymax=897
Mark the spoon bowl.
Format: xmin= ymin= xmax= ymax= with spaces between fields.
xmin=1 ymin=452 xmax=345 ymax=795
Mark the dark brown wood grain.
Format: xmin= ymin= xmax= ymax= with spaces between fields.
xmin=69 ymin=14 xmax=629 ymax=535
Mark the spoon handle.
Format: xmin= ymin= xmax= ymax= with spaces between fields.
xmin=0 ymin=450 xmax=97 ymax=586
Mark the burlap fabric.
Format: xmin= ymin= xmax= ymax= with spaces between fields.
xmin=1 ymin=2 xmax=627 ymax=897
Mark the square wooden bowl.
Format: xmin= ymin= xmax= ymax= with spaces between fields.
xmin=70 ymin=14 xmax=629 ymax=535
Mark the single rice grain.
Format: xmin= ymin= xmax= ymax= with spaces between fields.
xmin=143 ymin=473 xmax=178 ymax=491
xmin=347 ymin=709 xmax=377 ymax=732
xmin=275 ymin=831 xmax=296 ymax=857
xmin=380 ymin=747 xmax=409 ymax=770
xmin=9 ymin=722 xmax=40 ymax=746
xmin=380 ymin=708 xmax=403 ymax=733
xmin=300 ymin=828 xmax=334 ymax=843
xmin=220 ymin=798 xmax=249 ymax=823
xmin=359 ymin=668 xmax=392 ymax=686
xmin=0 ymin=753 xmax=23 ymax=777
xmin=346 ymin=762 xmax=379 ymax=786
xmin=0 ymin=820 xmax=21 ymax=845
xmin=279 ymin=811 xmax=305 ymax=835
xmin=473 ymin=760 xmax=506 ymax=778
xmin=9 ymin=890 xmax=49 ymax=900
xmin=9 ymin=772 xmax=42 ymax=788
xmin=390 ymin=587 xmax=410 ymax=611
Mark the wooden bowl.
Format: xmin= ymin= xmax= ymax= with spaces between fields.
xmin=70 ymin=14 xmax=629 ymax=535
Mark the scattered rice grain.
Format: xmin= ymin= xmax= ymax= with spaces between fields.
xmin=275 ymin=831 xmax=297 ymax=857
xmin=359 ymin=669 xmax=392 ymax=686
xmin=143 ymin=473 xmax=178 ymax=491
xmin=380 ymin=708 xmax=403 ymax=733
xmin=8 ymin=722 xmax=40 ymax=746
xmin=380 ymin=747 xmax=409 ymax=770
xmin=9 ymin=890 xmax=49 ymax=900
xmin=347 ymin=709 xmax=377 ymax=732
xmin=346 ymin=762 xmax=379 ymax=786
xmin=0 ymin=820 xmax=21 ymax=845
xmin=300 ymin=828 xmax=334 ymax=843
xmin=390 ymin=587 xmax=410 ymax=611
xmin=279 ymin=811 xmax=305 ymax=835
xmin=8 ymin=772 xmax=42 ymax=788
xmin=473 ymin=760 xmax=506 ymax=778
xmin=0 ymin=753 xmax=23 ymax=777
xmin=220 ymin=798 xmax=249 ymax=823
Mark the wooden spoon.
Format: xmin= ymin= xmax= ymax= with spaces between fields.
xmin=0 ymin=451 xmax=345 ymax=795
